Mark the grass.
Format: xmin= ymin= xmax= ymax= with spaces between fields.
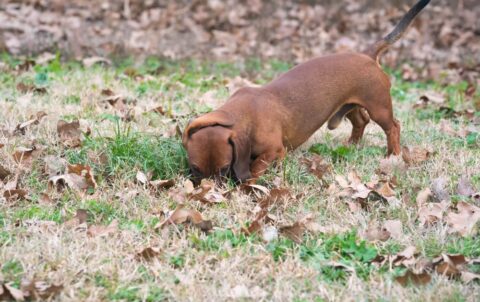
xmin=0 ymin=53 xmax=479 ymax=301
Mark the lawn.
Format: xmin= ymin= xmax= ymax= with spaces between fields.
xmin=0 ymin=54 xmax=479 ymax=301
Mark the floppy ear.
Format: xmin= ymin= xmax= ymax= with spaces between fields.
xmin=229 ymin=132 xmax=252 ymax=182
xmin=182 ymin=111 xmax=234 ymax=146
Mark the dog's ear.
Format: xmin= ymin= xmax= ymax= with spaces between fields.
xmin=182 ymin=111 xmax=234 ymax=146
xmin=229 ymin=132 xmax=251 ymax=182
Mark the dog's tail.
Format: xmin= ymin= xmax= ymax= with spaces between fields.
xmin=365 ymin=0 xmax=430 ymax=61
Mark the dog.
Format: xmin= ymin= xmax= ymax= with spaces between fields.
xmin=183 ymin=0 xmax=430 ymax=184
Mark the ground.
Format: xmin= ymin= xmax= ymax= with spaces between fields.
xmin=0 ymin=54 xmax=479 ymax=301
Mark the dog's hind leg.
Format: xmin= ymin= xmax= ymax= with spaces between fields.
xmin=327 ymin=103 xmax=356 ymax=130
xmin=346 ymin=106 xmax=370 ymax=144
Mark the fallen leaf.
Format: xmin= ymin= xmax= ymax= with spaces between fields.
xmin=82 ymin=56 xmax=111 ymax=68
xmin=395 ymin=270 xmax=431 ymax=286
xmin=136 ymin=246 xmax=161 ymax=261
xmin=376 ymin=182 xmax=396 ymax=198
xmin=402 ymin=146 xmax=432 ymax=165
xmin=149 ymin=179 xmax=175 ymax=191
xmin=157 ymin=208 xmax=212 ymax=232
xmin=457 ymin=176 xmax=475 ymax=198
xmin=300 ymin=154 xmax=331 ymax=179
xmin=392 ymin=246 xmax=417 ymax=267
xmin=279 ymin=221 xmax=305 ymax=244
xmin=461 ymin=271 xmax=480 ymax=283
xmin=364 ymin=223 xmax=390 ymax=242
xmin=431 ymin=177 xmax=450 ymax=202
xmin=136 ymin=171 xmax=149 ymax=185
xmin=43 ymin=155 xmax=66 ymax=177
xmin=418 ymin=200 xmax=449 ymax=225
xmin=383 ymin=219 xmax=403 ymax=240
xmin=2 ymin=283 xmax=25 ymax=301
xmin=12 ymin=146 xmax=40 ymax=166
xmin=16 ymin=82 xmax=47 ymax=94
xmin=0 ymin=164 xmax=11 ymax=181
xmin=3 ymin=189 xmax=28 ymax=202
xmin=14 ymin=111 xmax=47 ymax=134
xmin=64 ymin=209 xmax=88 ymax=227
xmin=57 ymin=120 xmax=82 ymax=148
xmin=445 ymin=201 xmax=480 ymax=236
xmin=377 ymin=155 xmax=406 ymax=175
xmin=38 ymin=192 xmax=53 ymax=204
xmin=87 ymin=219 xmax=118 ymax=237
xmin=21 ymin=279 xmax=63 ymax=300
xmin=419 ymin=91 xmax=446 ymax=104
xmin=416 ymin=188 xmax=432 ymax=208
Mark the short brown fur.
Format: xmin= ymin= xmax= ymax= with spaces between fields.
xmin=183 ymin=0 xmax=430 ymax=183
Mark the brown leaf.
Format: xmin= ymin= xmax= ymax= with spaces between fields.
xmin=16 ymin=82 xmax=47 ymax=94
xmin=38 ymin=192 xmax=53 ymax=204
xmin=402 ymin=146 xmax=432 ymax=165
xmin=0 ymin=164 xmax=11 ymax=181
xmin=136 ymin=171 xmax=149 ymax=185
xmin=395 ymin=270 xmax=431 ymax=286
xmin=419 ymin=91 xmax=446 ymax=105
xmin=457 ymin=176 xmax=475 ymax=198
xmin=301 ymin=154 xmax=331 ymax=180
xmin=364 ymin=223 xmax=390 ymax=242
xmin=157 ymin=208 xmax=212 ymax=232
xmin=279 ymin=221 xmax=305 ymax=244
xmin=57 ymin=120 xmax=82 ymax=148
xmin=376 ymin=182 xmax=396 ymax=198
xmin=149 ymin=179 xmax=175 ymax=191
xmin=21 ymin=279 xmax=63 ymax=300
xmin=67 ymin=164 xmax=97 ymax=189
xmin=82 ymin=56 xmax=111 ymax=68
xmin=383 ymin=219 xmax=403 ymax=240
xmin=416 ymin=188 xmax=432 ymax=208
xmin=14 ymin=111 xmax=47 ymax=134
xmin=136 ymin=247 xmax=161 ymax=261
xmin=3 ymin=189 xmax=28 ymax=202
xmin=150 ymin=105 xmax=166 ymax=115
xmin=12 ymin=146 xmax=40 ymax=166
xmin=64 ymin=209 xmax=88 ymax=227
xmin=418 ymin=200 xmax=449 ymax=226
xmin=1 ymin=283 xmax=25 ymax=301
xmin=445 ymin=201 xmax=480 ymax=236
xmin=87 ymin=219 xmax=118 ymax=237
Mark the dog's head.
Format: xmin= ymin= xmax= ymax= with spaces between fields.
xmin=182 ymin=110 xmax=251 ymax=184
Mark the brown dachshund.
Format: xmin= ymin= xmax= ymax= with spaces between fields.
xmin=183 ymin=0 xmax=430 ymax=183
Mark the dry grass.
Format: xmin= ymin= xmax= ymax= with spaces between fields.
xmin=0 ymin=55 xmax=479 ymax=301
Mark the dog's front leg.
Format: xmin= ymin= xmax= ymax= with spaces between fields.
xmin=247 ymin=148 xmax=286 ymax=184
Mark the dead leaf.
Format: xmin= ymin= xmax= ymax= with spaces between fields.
xmin=0 ymin=164 xmax=11 ymax=181
xmin=392 ymin=246 xmax=417 ymax=267
xmin=416 ymin=188 xmax=432 ymax=208
xmin=377 ymin=155 xmax=406 ymax=175
xmin=14 ymin=111 xmax=47 ymax=134
xmin=82 ymin=56 xmax=111 ymax=68
xmin=156 ymin=208 xmax=212 ymax=232
xmin=261 ymin=225 xmax=278 ymax=242
xmin=431 ymin=177 xmax=450 ymax=202
xmin=12 ymin=146 xmax=40 ymax=166
xmin=136 ymin=246 xmax=161 ymax=261
xmin=43 ymin=155 xmax=66 ymax=177
xmin=136 ymin=171 xmax=149 ymax=185
xmin=461 ymin=271 xmax=480 ymax=283
xmin=38 ymin=192 xmax=53 ymax=204
xmin=16 ymin=82 xmax=47 ymax=94
xmin=395 ymin=270 xmax=431 ymax=286
xmin=57 ymin=120 xmax=82 ymax=148
xmin=457 ymin=176 xmax=475 ymax=198
xmin=3 ymin=189 xmax=28 ymax=202
xmin=300 ymin=154 xmax=331 ymax=180
xmin=49 ymin=164 xmax=96 ymax=193
xmin=445 ymin=201 xmax=480 ymax=236
xmin=418 ymin=200 xmax=449 ymax=225
xmin=376 ymin=182 xmax=396 ymax=198
xmin=21 ymin=279 xmax=63 ymax=300
xmin=2 ymin=283 xmax=25 ymax=301
xmin=364 ymin=223 xmax=390 ymax=242
xmin=402 ymin=146 xmax=432 ymax=165
xmin=149 ymin=179 xmax=175 ymax=191
xmin=87 ymin=219 xmax=118 ymax=237
xmin=64 ymin=209 xmax=88 ymax=227
xmin=279 ymin=221 xmax=305 ymax=244
xmin=383 ymin=219 xmax=403 ymax=240
xmin=419 ymin=91 xmax=446 ymax=105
